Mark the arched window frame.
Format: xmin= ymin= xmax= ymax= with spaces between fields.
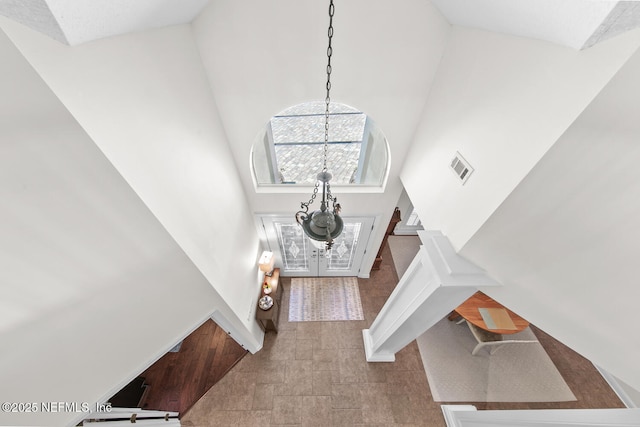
xmin=251 ymin=102 xmax=390 ymax=194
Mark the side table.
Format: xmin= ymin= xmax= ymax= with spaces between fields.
xmin=256 ymin=268 xmax=282 ymax=333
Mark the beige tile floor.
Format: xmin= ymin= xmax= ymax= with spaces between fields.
xmin=181 ymin=248 xmax=445 ymax=426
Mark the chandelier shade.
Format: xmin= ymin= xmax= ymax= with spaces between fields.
xmin=299 ymin=210 xmax=344 ymax=242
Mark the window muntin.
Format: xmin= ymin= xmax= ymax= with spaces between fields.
xmin=252 ymin=101 xmax=388 ymax=188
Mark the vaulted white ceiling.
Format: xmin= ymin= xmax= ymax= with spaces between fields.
xmin=431 ymin=0 xmax=640 ymax=49
xmin=0 ymin=0 xmax=209 ymax=45
xmin=2 ymin=0 xmax=640 ymax=49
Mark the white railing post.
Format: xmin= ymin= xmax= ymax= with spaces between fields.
xmin=362 ymin=230 xmax=500 ymax=362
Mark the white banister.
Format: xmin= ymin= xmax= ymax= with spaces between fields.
xmin=362 ymin=230 xmax=500 ymax=362
xmin=83 ymin=420 xmax=180 ymax=427
xmin=442 ymin=406 xmax=640 ymax=427
xmin=82 ymin=407 xmax=180 ymax=426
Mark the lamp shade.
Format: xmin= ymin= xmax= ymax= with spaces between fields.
xmin=258 ymin=251 xmax=275 ymax=273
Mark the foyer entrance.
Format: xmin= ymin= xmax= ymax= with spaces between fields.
xmin=260 ymin=216 xmax=374 ymax=277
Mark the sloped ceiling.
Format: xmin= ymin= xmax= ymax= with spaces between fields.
xmin=2 ymin=0 xmax=640 ymax=49
xmin=0 ymin=0 xmax=208 ymax=45
xmin=431 ymin=0 xmax=640 ymax=49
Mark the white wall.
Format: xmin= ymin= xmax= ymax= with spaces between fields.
xmin=401 ymin=25 xmax=640 ymax=250
xmin=393 ymin=188 xmax=425 ymax=235
xmin=0 ymin=19 xmax=265 ymax=351
xmin=0 ymin=29 xmax=219 ymax=427
xmin=191 ymin=0 xmax=452 ymax=273
xmin=460 ymin=45 xmax=640 ymax=391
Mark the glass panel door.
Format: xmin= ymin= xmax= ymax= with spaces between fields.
xmin=319 ymin=220 xmax=371 ymax=276
xmin=266 ymin=218 xmax=317 ymax=276
xmin=261 ymin=216 xmax=374 ymax=277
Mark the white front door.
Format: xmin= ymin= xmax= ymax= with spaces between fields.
xmin=261 ymin=216 xmax=374 ymax=277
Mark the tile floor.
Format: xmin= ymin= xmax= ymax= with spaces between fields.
xmin=181 ymin=249 xmax=444 ymax=426
xmin=180 ymin=243 xmax=623 ymax=426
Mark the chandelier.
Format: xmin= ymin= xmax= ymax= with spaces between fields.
xmin=295 ymin=0 xmax=343 ymax=251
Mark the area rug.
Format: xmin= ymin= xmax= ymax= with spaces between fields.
xmin=288 ymin=277 xmax=364 ymax=322
xmin=416 ymin=317 xmax=577 ymax=402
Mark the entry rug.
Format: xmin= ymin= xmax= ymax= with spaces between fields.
xmin=288 ymin=277 xmax=364 ymax=322
xmin=416 ymin=317 xmax=576 ymax=402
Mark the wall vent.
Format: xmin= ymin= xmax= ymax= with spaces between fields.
xmin=450 ymin=152 xmax=473 ymax=184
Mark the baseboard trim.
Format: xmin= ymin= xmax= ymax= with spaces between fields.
xmin=441 ymin=405 xmax=477 ymax=427
xmin=362 ymin=329 xmax=395 ymax=362
xmin=595 ymin=365 xmax=637 ymax=408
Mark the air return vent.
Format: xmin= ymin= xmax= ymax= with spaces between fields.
xmin=450 ymin=152 xmax=473 ymax=184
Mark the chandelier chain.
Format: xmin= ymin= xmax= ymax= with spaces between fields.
xmin=305 ymin=181 xmax=320 ymax=207
xmin=323 ymin=0 xmax=334 ymax=172
xmin=294 ymin=0 xmax=342 ymax=251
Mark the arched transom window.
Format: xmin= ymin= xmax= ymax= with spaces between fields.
xmin=252 ymin=101 xmax=389 ymax=188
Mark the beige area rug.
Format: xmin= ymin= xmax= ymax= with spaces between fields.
xmin=388 ymin=235 xmax=421 ymax=277
xmin=288 ymin=277 xmax=364 ymax=322
xmin=416 ymin=317 xmax=577 ymax=402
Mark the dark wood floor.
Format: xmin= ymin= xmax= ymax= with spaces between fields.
xmin=138 ymin=319 xmax=247 ymax=415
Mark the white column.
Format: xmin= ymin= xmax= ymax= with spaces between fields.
xmin=362 ymin=230 xmax=500 ymax=362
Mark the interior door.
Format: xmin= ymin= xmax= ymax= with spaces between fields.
xmin=261 ymin=216 xmax=374 ymax=277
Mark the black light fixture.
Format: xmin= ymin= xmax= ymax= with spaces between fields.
xmin=295 ymin=0 xmax=343 ymax=251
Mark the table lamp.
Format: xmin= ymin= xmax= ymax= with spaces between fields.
xmin=258 ymin=251 xmax=276 ymax=294
xmin=258 ymin=251 xmax=275 ymax=276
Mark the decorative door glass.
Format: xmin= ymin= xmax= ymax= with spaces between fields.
xmin=262 ymin=216 xmax=373 ymax=277
xmin=274 ymin=221 xmax=311 ymax=272
xmin=323 ymin=222 xmax=362 ymax=272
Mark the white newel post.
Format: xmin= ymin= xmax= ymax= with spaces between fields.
xmin=362 ymin=230 xmax=501 ymax=362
